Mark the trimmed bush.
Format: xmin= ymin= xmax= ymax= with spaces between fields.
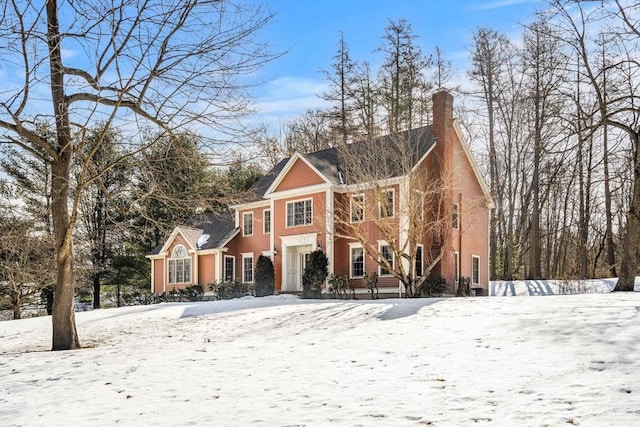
xmin=363 ymin=271 xmax=379 ymax=299
xmin=302 ymin=250 xmax=328 ymax=299
xmin=254 ymin=255 xmax=275 ymax=297
xmin=327 ymin=274 xmax=355 ymax=300
xmin=419 ymin=276 xmax=448 ymax=297
xmin=209 ymin=279 xmax=247 ymax=300
xmin=180 ymin=284 xmax=204 ymax=301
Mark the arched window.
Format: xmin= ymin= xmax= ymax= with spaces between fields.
xmin=168 ymin=244 xmax=191 ymax=284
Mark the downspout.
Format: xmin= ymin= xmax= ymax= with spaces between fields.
xmin=458 ymin=192 xmax=463 ymax=294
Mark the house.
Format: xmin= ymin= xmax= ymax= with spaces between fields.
xmin=147 ymin=91 xmax=493 ymax=297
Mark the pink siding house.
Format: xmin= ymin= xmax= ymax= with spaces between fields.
xmin=147 ymin=91 xmax=493 ymax=296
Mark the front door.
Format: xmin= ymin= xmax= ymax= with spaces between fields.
xmin=300 ymin=251 xmax=311 ymax=285
xmin=284 ymin=245 xmax=312 ymax=291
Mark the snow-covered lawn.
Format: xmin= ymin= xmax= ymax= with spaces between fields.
xmin=1 ymin=293 xmax=639 ymax=426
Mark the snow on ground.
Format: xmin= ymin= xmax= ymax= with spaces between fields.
xmin=490 ymin=277 xmax=640 ymax=296
xmin=1 ymin=293 xmax=639 ymax=427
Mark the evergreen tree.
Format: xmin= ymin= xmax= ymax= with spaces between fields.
xmin=302 ymin=251 xmax=328 ymax=299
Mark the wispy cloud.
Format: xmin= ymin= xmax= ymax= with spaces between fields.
xmin=253 ymin=76 xmax=329 ymax=120
xmin=468 ymin=0 xmax=533 ymax=12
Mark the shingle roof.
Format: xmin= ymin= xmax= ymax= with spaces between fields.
xmin=147 ymin=211 xmax=237 ymax=255
xmin=185 ymin=211 xmax=237 ymax=250
xmin=238 ymin=158 xmax=288 ymax=203
xmin=248 ymin=125 xmax=435 ymax=195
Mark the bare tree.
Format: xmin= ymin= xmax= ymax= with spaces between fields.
xmin=548 ymin=0 xmax=639 ymax=290
xmin=350 ymin=61 xmax=380 ymax=140
xmin=322 ymin=32 xmax=357 ymax=146
xmin=521 ymin=20 xmax=567 ymax=279
xmin=282 ymin=109 xmax=335 ymax=155
xmin=378 ymin=19 xmax=430 ymax=133
xmin=0 ymin=198 xmax=56 ymax=320
xmin=0 ymin=0 xmax=274 ymax=349
xmin=470 ymin=28 xmax=510 ymax=280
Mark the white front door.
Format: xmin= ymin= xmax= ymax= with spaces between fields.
xmin=300 ymin=251 xmax=311 ymax=283
xmin=284 ymin=245 xmax=312 ymax=291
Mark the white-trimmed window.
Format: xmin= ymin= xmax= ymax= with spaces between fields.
xmin=350 ymin=194 xmax=364 ymax=223
xmin=286 ymin=199 xmax=312 ymax=227
xmin=243 ymin=212 xmax=253 ymax=236
xmin=379 ymin=189 xmax=394 ymax=219
xmin=453 ymin=203 xmax=460 ymax=229
xmin=472 ymin=255 xmax=480 ymax=285
xmin=415 ymin=244 xmax=424 ymax=277
xmin=224 ymin=255 xmax=235 ymax=282
xmin=454 ymin=252 xmax=460 ymax=286
xmin=242 ymin=253 xmax=254 ymax=283
xmin=379 ymin=244 xmax=394 ymax=276
xmin=168 ymin=245 xmax=191 ymax=284
xmin=350 ymin=245 xmax=364 ymax=278
xmin=263 ymin=209 xmax=271 ymax=234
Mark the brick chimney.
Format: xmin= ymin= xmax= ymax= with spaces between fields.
xmin=432 ymin=90 xmax=454 ymax=172
xmin=431 ymin=90 xmax=456 ymax=289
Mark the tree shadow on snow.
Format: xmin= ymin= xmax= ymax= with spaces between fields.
xmin=376 ymin=298 xmax=444 ymax=321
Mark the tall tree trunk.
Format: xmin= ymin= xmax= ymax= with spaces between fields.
xmin=12 ymin=292 xmax=21 ymax=320
xmin=93 ymin=275 xmax=101 ymax=309
xmin=603 ymin=125 xmax=617 ymax=277
xmin=615 ymin=131 xmax=640 ymax=291
xmin=529 ymin=107 xmax=542 ymax=279
xmin=47 ymin=0 xmax=80 ymax=350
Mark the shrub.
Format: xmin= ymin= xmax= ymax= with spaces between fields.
xmin=420 ymin=276 xmax=448 ymax=297
xmin=363 ymin=271 xmax=379 ymax=300
xmin=254 ymin=255 xmax=275 ymax=297
xmin=180 ymin=284 xmax=204 ymax=301
xmin=209 ymin=280 xmax=247 ymax=300
xmin=327 ymin=274 xmax=355 ymax=299
xmin=302 ymin=250 xmax=328 ymax=299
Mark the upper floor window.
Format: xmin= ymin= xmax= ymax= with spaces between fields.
xmin=379 ymin=244 xmax=394 ymax=276
xmin=453 ymin=203 xmax=460 ymax=229
xmin=263 ymin=209 xmax=271 ymax=234
xmin=350 ymin=194 xmax=364 ymax=223
xmin=243 ymin=212 xmax=253 ymax=236
xmin=168 ymin=245 xmax=191 ymax=284
xmin=286 ymin=199 xmax=312 ymax=227
xmin=379 ymin=189 xmax=394 ymax=219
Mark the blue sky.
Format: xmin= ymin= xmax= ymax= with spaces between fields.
xmin=252 ymin=0 xmax=544 ymax=126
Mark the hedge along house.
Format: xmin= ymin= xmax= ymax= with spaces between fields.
xmin=147 ymin=91 xmax=493 ymax=296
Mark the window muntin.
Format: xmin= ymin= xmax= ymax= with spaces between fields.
xmin=243 ymin=254 xmax=254 ymax=283
xmin=286 ymin=199 xmax=312 ymax=227
xmin=350 ymin=194 xmax=364 ymax=223
xmin=415 ymin=245 xmax=424 ymax=277
xmin=243 ymin=212 xmax=253 ymax=236
xmin=379 ymin=244 xmax=394 ymax=276
xmin=472 ymin=255 xmax=480 ymax=285
xmin=168 ymin=244 xmax=191 ymax=284
xmin=224 ymin=256 xmax=235 ymax=282
xmin=379 ymin=189 xmax=394 ymax=218
xmin=263 ymin=209 xmax=271 ymax=234
xmin=453 ymin=203 xmax=459 ymax=229
xmin=350 ymin=246 xmax=364 ymax=278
